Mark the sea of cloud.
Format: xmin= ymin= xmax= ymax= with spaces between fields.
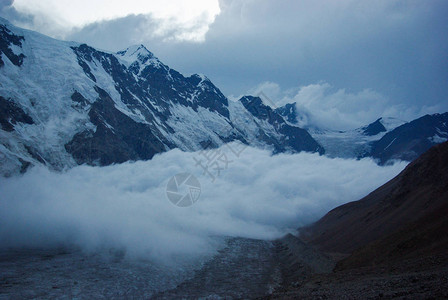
xmin=0 ymin=144 xmax=407 ymax=263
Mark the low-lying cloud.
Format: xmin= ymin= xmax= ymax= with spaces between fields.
xmin=0 ymin=144 xmax=407 ymax=263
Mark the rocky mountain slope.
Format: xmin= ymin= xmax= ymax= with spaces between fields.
xmin=0 ymin=18 xmax=323 ymax=176
xmin=368 ymin=112 xmax=448 ymax=164
xmin=301 ymin=141 xmax=448 ymax=256
xmin=267 ymin=141 xmax=448 ymax=299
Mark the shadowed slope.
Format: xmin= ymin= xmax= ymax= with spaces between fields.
xmin=301 ymin=141 xmax=448 ymax=265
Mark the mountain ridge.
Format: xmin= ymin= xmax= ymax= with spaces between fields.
xmin=275 ymin=101 xmax=448 ymax=163
xmin=1 ymin=17 xmax=447 ymax=176
xmin=0 ymin=18 xmax=323 ymax=176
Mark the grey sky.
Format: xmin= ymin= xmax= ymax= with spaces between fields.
xmin=1 ymin=0 xmax=447 ymax=128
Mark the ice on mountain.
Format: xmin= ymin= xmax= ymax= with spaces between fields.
xmin=0 ymin=20 xmax=325 ymax=176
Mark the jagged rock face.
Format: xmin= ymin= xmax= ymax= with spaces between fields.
xmin=0 ymin=96 xmax=34 ymax=132
xmin=361 ymin=118 xmax=387 ymax=136
xmin=0 ymin=18 xmax=324 ymax=176
xmin=0 ymin=24 xmax=25 ymax=67
xmin=275 ymin=103 xmax=298 ymax=124
xmin=65 ymin=87 xmax=170 ymax=166
xmin=369 ymin=113 xmax=448 ymax=164
xmin=240 ymin=96 xmax=325 ymax=154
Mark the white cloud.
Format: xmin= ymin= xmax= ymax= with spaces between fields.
xmin=248 ymin=82 xmax=282 ymax=99
xmin=250 ymin=81 xmax=444 ymax=130
xmin=10 ymin=0 xmax=220 ymax=41
xmin=291 ymin=83 xmax=389 ymax=130
xmin=0 ymin=144 xmax=406 ymax=264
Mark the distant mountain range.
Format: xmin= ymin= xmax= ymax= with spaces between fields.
xmin=276 ymin=105 xmax=448 ymax=164
xmin=0 ymin=17 xmax=447 ymax=176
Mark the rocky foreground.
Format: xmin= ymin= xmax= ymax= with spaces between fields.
xmin=0 ymin=237 xmax=318 ymax=299
xmin=2 ymin=234 xmax=446 ymax=299
xmin=271 ymin=141 xmax=448 ymax=299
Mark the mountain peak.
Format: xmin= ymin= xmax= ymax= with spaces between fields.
xmin=188 ymin=73 xmax=210 ymax=85
xmin=239 ymin=96 xmax=271 ymax=119
xmin=379 ymin=116 xmax=407 ymax=131
xmin=116 ymin=44 xmax=157 ymax=68
xmin=118 ymin=44 xmax=152 ymax=56
xmin=361 ymin=118 xmax=387 ymax=136
xmin=275 ymin=102 xmax=298 ymax=124
xmin=239 ymin=95 xmax=263 ymax=106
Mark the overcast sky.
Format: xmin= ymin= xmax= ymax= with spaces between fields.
xmin=1 ymin=0 xmax=447 ymax=129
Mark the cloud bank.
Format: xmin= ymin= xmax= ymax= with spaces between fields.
xmin=3 ymin=0 xmax=220 ymax=42
xmin=0 ymin=144 xmax=407 ymax=263
xmin=244 ymin=81 xmax=444 ymax=131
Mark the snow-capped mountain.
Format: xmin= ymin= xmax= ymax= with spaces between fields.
xmin=0 ymin=18 xmax=323 ymax=176
xmin=274 ymin=102 xmax=408 ymax=159
xmin=368 ymin=113 xmax=448 ymax=164
xmin=275 ymin=101 xmax=448 ymax=163
xmin=308 ymin=117 xmax=407 ymax=159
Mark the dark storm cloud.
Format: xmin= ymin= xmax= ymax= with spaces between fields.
xmin=163 ymin=0 xmax=448 ymax=108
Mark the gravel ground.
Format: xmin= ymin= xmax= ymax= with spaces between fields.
xmin=268 ymin=253 xmax=448 ymax=299
xmin=2 ymin=237 xmax=446 ymax=299
xmin=0 ymin=238 xmax=281 ymax=299
xmin=0 ymin=247 xmax=205 ymax=299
